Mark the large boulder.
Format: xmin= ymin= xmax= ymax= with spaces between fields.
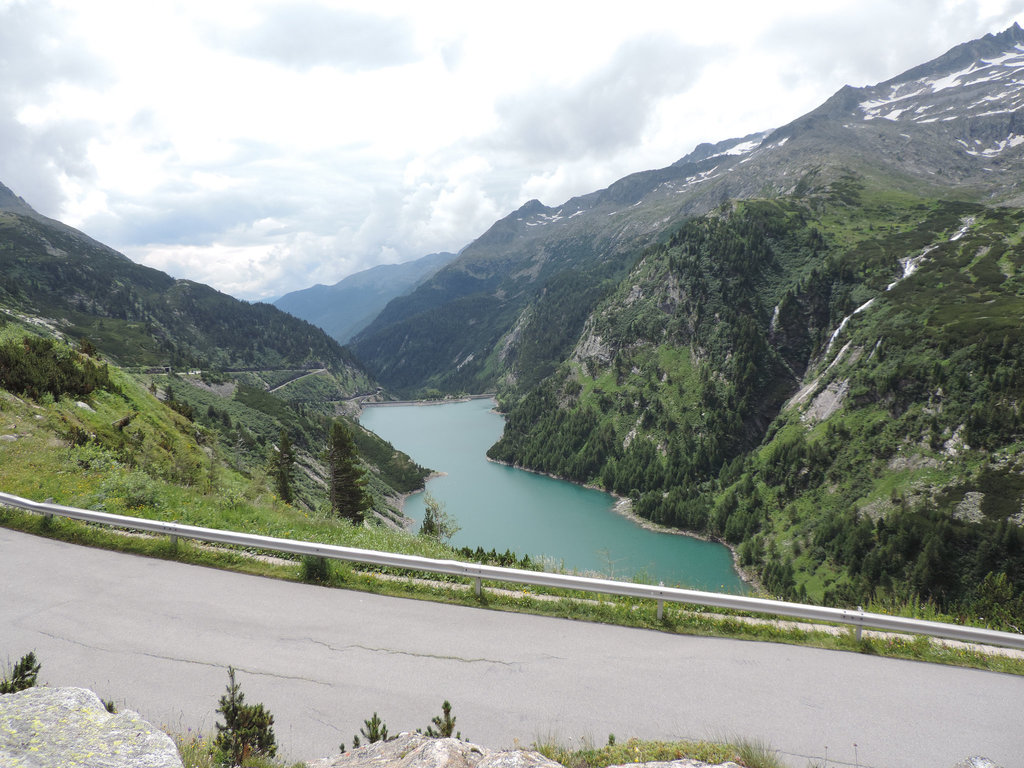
xmin=307 ymin=732 xmax=561 ymax=768
xmin=0 ymin=686 xmax=183 ymax=768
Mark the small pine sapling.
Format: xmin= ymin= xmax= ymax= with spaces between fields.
xmin=425 ymin=700 xmax=461 ymax=739
xmin=0 ymin=652 xmax=40 ymax=693
xmin=214 ymin=666 xmax=277 ymax=766
xmin=360 ymin=712 xmax=389 ymax=743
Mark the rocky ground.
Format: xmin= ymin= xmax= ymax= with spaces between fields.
xmin=0 ymin=687 xmax=1008 ymax=768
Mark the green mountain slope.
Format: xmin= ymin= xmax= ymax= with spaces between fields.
xmin=490 ymin=186 xmax=1024 ymax=624
xmin=0 ymin=192 xmax=364 ymax=381
xmin=0 ymin=186 xmax=428 ymax=523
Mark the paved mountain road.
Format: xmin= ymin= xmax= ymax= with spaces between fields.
xmin=1 ymin=527 xmax=1021 ymax=767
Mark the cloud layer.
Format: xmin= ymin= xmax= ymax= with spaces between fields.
xmin=2 ymin=0 xmax=1024 ymax=300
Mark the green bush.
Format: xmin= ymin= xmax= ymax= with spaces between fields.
xmin=0 ymin=335 xmax=114 ymax=400
xmin=98 ymin=470 xmax=161 ymax=511
xmin=299 ymin=555 xmax=331 ymax=584
xmin=0 ymin=651 xmax=41 ymax=693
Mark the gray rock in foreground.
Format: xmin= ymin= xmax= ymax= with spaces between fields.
xmin=0 ymin=686 xmax=183 ymax=768
xmin=307 ymin=733 xmax=742 ymax=768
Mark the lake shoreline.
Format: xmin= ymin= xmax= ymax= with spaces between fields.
xmin=359 ymin=394 xmax=496 ymax=411
xmin=487 ymin=455 xmax=757 ymax=592
xmin=391 ymin=471 xmax=447 ymax=531
xmin=608 ymin=495 xmax=762 ymax=593
xmin=362 ymin=398 xmax=748 ymax=592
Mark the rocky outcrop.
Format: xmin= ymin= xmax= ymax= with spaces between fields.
xmin=0 ymin=686 xmax=183 ymax=768
xmin=307 ymin=733 xmax=743 ymax=768
xmin=307 ymin=733 xmax=559 ymax=768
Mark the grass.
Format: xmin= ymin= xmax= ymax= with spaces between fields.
xmin=173 ymin=732 xmax=306 ymax=768
xmin=533 ymin=735 xmax=780 ymax=768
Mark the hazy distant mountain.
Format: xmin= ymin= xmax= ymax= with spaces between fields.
xmin=351 ymin=23 xmax=1024 ymax=395
xmin=274 ymin=251 xmax=456 ymax=343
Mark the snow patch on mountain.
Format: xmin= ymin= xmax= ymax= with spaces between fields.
xmin=957 ymin=134 xmax=1024 ymax=156
xmin=858 ymin=41 xmax=1024 ymax=123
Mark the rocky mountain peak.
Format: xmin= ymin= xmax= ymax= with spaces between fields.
xmin=853 ymin=23 xmax=1024 ymax=126
xmin=0 ymin=181 xmax=38 ymax=217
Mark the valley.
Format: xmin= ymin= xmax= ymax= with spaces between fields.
xmin=3 ymin=22 xmax=1024 ymax=646
xmin=360 ymin=398 xmax=746 ymax=591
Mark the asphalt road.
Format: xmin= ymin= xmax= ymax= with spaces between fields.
xmin=2 ymin=526 xmax=1022 ymax=768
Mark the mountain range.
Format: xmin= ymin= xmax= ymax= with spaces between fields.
xmin=3 ymin=24 xmax=1024 ymax=621
xmin=349 ymin=23 xmax=1024 ymax=396
xmin=0 ymin=179 xmax=366 ymax=384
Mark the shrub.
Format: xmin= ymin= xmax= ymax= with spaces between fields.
xmin=360 ymin=712 xmax=389 ymax=744
xmin=419 ymin=494 xmax=460 ymax=542
xmin=99 ymin=470 xmax=161 ymax=510
xmin=299 ymin=555 xmax=331 ymax=584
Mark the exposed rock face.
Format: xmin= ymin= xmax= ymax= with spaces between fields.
xmin=0 ymin=686 xmax=183 ymax=768
xmin=307 ymin=733 xmax=745 ymax=768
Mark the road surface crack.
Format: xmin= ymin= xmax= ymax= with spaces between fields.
xmin=34 ymin=630 xmax=332 ymax=686
xmin=307 ymin=638 xmax=518 ymax=666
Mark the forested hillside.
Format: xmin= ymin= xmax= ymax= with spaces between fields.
xmin=0 ymin=186 xmax=429 ymax=525
xmin=490 ymin=183 xmax=1024 ymax=625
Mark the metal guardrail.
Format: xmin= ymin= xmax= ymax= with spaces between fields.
xmin=3 ymin=490 xmax=1023 ymax=651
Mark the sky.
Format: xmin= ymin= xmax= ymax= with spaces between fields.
xmin=3 ymin=1 xmax=1024 ymax=301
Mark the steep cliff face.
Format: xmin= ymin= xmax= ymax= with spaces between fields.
xmin=491 ymin=187 xmax=1024 ymax=617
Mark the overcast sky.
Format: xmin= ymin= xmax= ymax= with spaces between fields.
xmin=3 ymin=0 xmax=1024 ymax=301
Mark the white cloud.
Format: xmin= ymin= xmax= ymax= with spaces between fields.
xmin=2 ymin=0 xmax=1024 ymax=300
xmin=211 ymin=3 xmax=419 ymax=72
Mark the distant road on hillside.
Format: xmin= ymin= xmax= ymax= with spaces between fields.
xmin=1 ymin=527 xmax=1021 ymax=767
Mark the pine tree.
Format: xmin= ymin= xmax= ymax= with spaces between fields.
xmin=214 ymin=667 xmax=277 ymax=766
xmin=273 ymin=428 xmax=295 ymax=503
xmin=328 ymin=420 xmax=370 ymax=522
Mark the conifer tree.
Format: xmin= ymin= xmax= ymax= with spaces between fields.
xmin=214 ymin=667 xmax=277 ymax=765
xmin=273 ymin=428 xmax=295 ymax=503
xmin=328 ymin=420 xmax=370 ymax=522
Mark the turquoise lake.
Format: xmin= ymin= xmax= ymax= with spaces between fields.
xmin=360 ymin=398 xmax=746 ymax=592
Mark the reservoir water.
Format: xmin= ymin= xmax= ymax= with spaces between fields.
xmin=360 ymin=398 xmax=746 ymax=592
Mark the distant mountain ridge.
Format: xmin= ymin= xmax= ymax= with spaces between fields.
xmin=350 ymin=23 xmax=1024 ymax=395
xmin=0 ymin=188 xmax=369 ymax=387
xmin=274 ymin=251 xmax=456 ymax=343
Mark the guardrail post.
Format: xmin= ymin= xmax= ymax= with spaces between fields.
xmin=856 ymin=606 xmax=863 ymax=642
xmin=657 ymin=582 xmax=664 ymax=621
xmin=170 ymin=521 xmax=179 ymax=554
xmin=43 ymin=498 xmax=54 ymax=525
xmin=474 ymin=576 xmax=482 ymax=598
